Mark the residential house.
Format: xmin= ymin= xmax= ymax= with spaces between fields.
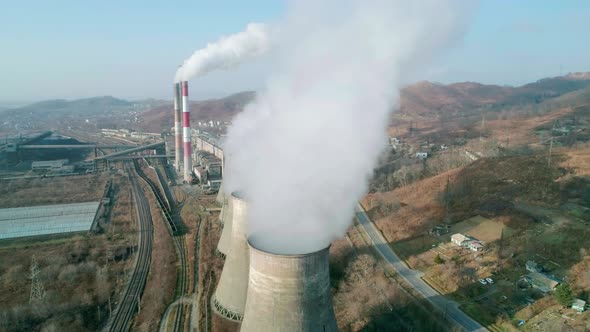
xmin=451 ymin=233 xmax=484 ymax=251
xmin=468 ymin=241 xmax=484 ymax=252
xmin=527 ymin=272 xmax=560 ymax=293
xmin=416 ymin=152 xmax=428 ymax=160
xmin=451 ymin=233 xmax=470 ymax=246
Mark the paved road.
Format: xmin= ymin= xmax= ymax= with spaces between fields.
xmin=354 ymin=204 xmax=487 ymax=332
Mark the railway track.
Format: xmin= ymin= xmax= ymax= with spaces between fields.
xmin=133 ymin=160 xmax=190 ymax=332
xmin=107 ymin=161 xmax=153 ymax=332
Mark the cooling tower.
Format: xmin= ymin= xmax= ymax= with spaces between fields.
xmin=240 ymin=236 xmax=338 ymax=332
xmin=173 ymin=83 xmax=182 ymax=172
xmin=181 ymin=81 xmax=192 ymax=182
xmin=216 ymin=191 xmax=233 ymax=257
xmin=216 ymin=183 xmax=224 ymax=206
xmin=211 ymin=191 xmax=248 ymax=321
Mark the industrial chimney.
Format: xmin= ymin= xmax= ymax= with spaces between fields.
xmin=173 ymin=83 xmax=182 ymax=172
xmin=216 ymin=191 xmax=233 ymax=257
xmin=211 ymin=191 xmax=248 ymax=321
xmin=181 ymin=81 xmax=192 ymax=182
xmin=240 ymin=235 xmax=338 ymax=332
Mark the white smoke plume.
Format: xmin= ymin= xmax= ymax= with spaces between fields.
xmin=174 ymin=23 xmax=271 ymax=83
xmin=224 ymin=0 xmax=473 ymax=254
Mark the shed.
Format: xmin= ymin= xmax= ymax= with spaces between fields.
xmin=526 ymin=260 xmax=540 ymax=273
xmin=573 ymin=299 xmax=586 ymax=313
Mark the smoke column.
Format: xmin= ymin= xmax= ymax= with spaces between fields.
xmin=175 ymin=23 xmax=271 ymax=83
xmin=224 ymin=0 xmax=472 ymax=254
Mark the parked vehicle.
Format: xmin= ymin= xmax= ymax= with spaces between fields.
xmin=478 ymin=279 xmax=487 ymax=285
xmin=486 ymin=277 xmax=494 ymax=284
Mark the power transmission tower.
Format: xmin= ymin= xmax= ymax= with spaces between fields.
xmin=29 ymin=256 xmax=46 ymax=304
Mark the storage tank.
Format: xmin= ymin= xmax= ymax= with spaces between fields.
xmin=240 ymin=234 xmax=338 ymax=332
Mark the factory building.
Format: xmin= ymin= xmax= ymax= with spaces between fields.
xmin=195 ymin=134 xmax=224 ymax=162
xmin=31 ymin=159 xmax=74 ymax=173
xmin=195 ymin=151 xmax=222 ymax=179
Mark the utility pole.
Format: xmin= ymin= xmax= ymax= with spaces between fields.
xmin=29 ymin=256 xmax=46 ymax=304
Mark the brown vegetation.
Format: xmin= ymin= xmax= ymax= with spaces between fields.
xmin=332 ymin=226 xmax=448 ymax=331
xmin=363 ymin=167 xmax=462 ymax=243
xmin=139 ymin=92 xmax=255 ymax=133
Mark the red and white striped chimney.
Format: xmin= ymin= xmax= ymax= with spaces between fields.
xmin=182 ymin=81 xmax=192 ymax=182
xmin=173 ymin=83 xmax=182 ymax=172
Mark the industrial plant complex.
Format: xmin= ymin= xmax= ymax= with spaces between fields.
xmin=3 ymin=3 xmax=590 ymax=331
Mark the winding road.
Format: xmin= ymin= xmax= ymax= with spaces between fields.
xmin=354 ymin=203 xmax=487 ymax=332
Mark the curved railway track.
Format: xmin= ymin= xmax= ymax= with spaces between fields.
xmin=134 ymin=160 xmax=190 ymax=332
xmin=107 ymin=161 xmax=153 ymax=332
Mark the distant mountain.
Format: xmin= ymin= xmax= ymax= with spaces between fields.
xmin=3 ymin=96 xmax=133 ymax=116
xmin=137 ymin=73 xmax=590 ymax=133
xmin=130 ymin=98 xmax=170 ymax=109
xmin=138 ymin=91 xmax=255 ymax=132
xmin=398 ymin=72 xmax=590 ymax=118
xmin=0 ymin=96 xmax=146 ymax=133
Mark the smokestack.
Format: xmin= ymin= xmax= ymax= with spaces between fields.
xmin=173 ymin=83 xmax=182 ymax=171
xmin=182 ymin=81 xmax=192 ymax=182
xmin=241 ymin=236 xmax=338 ymax=331
xmin=216 ymin=191 xmax=233 ymax=257
xmin=211 ymin=191 xmax=248 ymax=321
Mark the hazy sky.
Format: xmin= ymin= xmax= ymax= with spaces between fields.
xmin=1 ymin=0 xmax=589 ymax=103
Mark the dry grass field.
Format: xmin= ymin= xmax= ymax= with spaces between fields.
xmin=452 ymin=215 xmax=506 ymax=243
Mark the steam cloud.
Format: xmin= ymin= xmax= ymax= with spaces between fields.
xmin=175 ymin=23 xmax=271 ymax=83
xmin=223 ymin=0 xmax=472 ymax=254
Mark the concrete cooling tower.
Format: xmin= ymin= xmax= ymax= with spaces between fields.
xmin=215 ymin=192 xmax=233 ymax=257
xmin=216 ymin=183 xmax=224 ymax=206
xmin=240 ymin=235 xmax=338 ymax=332
xmin=211 ymin=191 xmax=249 ymax=321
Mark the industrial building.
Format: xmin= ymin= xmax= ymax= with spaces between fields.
xmin=195 ymin=133 xmax=224 ymax=161
xmin=194 ymin=150 xmax=222 ymax=182
xmin=31 ymin=159 xmax=74 ymax=173
xmin=0 ymin=202 xmax=100 ymax=240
